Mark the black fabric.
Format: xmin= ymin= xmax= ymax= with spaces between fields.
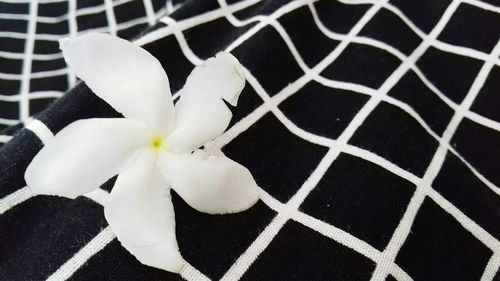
xmin=0 ymin=197 xmax=107 ymax=280
xmin=0 ymin=0 xmax=169 ymax=131
xmin=396 ymin=198 xmax=493 ymax=281
xmin=1 ymin=0 xmax=500 ymax=280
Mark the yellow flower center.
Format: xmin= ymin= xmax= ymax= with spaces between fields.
xmin=150 ymin=136 xmax=166 ymax=151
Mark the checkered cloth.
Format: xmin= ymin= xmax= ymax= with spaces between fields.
xmin=1 ymin=0 xmax=500 ymax=280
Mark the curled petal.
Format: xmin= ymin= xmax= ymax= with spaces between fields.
xmin=181 ymin=52 xmax=246 ymax=107
xmin=25 ymin=118 xmax=149 ymax=198
xmin=105 ymin=149 xmax=184 ymax=272
xmin=168 ymin=52 xmax=245 ymax=152
xmin=162 ymin=150 xmax=260 ymax=215
xmin=60 ymin=33 xmax=175 ymax=133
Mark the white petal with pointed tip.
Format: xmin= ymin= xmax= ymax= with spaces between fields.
xmin=167 ymin=52 xmax=246 ymax=152
xmin=105 ymin=149 xmax=184 ymax=272
xmin=162 ymin=150 xmax=260 ymax=215
xmin=60 ymin=33 xmax=175 ymax=133
xmin=25 ymin=118 xmax=150 ymax=198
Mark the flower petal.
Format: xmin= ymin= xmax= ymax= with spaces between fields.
xmin=162 ymin=150 xmax=260 ymax=215
xmin=25 ymin=118 xmax=149 ymax=198
xmin=60 ymin=33 xmax=175 ymax=133
xmin=105 ymin=149 xmax=184 ymax=272
xmin=168 ymin=52 xmax=245 ymax=152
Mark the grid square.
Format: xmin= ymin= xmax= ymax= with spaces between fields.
xmin=38 ymin=1 xmax=68 ymax=17
xmin=396 ymin=198 xmax=493 ymax=281
xmin=0 ymin=196 xmax=107 ymax=280
xmin=313 ymin=0 xmax=371 ymax=34
xmin=278 ymin=7 xmax=340 ymax=67
xmin=114 ymin=0 xmax=146 ymax=24
xmin=0 ymin=57 xmax=22 ymax=75
xmin=173 ymin=195 xmax=276 ymax=280
xmin=31 ymin=57 xmax=67 ymax=72
xmin=0 ymin=18 xmax=27 ymax=33
xmin=233 ymin=0 xmax=294 ymax=21
xmin=30 ymin=75 xmax=68 ymax=92
xmin=152 ymin=0 xmax=168 ymax=12
xmin=76 ymin=0 xmax=103 ymax=9
xmin=359 ymin=9 xmax=422 ymax=55
xmin=222 ymin=113 xmax=329 ymax=202
xmin=232 ymin=26 xmax=305 ymax=95
xmin=471 ymin=65 xmax=500 ymax=123
xmin=438 ymin=3 xmax=500 ymax=53
xmin=279 ymin=81 xmax=369 ymax=139
xmin=170 ymin=0 xmax=219 ymax=21
xmin=36 ymin=20 xmax=69 ymax=35
xmin=320 ymin=43 xmax=401 ymax=89
xmin=0 ymin=37 xmax=25 ymax=53
xmin=0 ymin=2 xmax=29 ymax=14
xmin=29 ymin=97 xmax=56 ymax=117
xmin=433 ymin=152 xmax=500 ymax=240
xmin=0 ymin=100 xmax=19 ymax=120
xmin=451 ymin=118 xmax=500 ymax=188
xmin=183 ymin=17 xmax=256 ymax=60
xmin=117 ymin=22 xmax=149 ymax=40
xmin=0 ymin=79 xmax=20 ymax=96
xmin=349 ymin=101 xmax=438 ymax=176
xmin=76 ymin=11 xmax=108 ymax=31
xmin=33 ymin=39 xmax=60 ymax=55
xmin=389 ymin=0 xmax=452 ymax=33
xmin=417 ymin=46 xmax=483 ymax=104
xmin=300 ymin=153 xmax=416 ymax=250
xmin=388 ymin=70 xmax=454 ymax=136
xmin=240 ymin=220 xmax=376 ymax=280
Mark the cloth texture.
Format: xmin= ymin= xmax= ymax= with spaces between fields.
xmin=1 ymin=0 xmax=500 ymax=280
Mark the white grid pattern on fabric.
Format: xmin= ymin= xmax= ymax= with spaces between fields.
xmin=1 ymin=0 xmax=500 ymax=280
xmin=0 ymin=0 xmax=170 ymax=131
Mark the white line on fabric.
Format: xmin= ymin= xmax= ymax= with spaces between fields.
xmin=18 ymin=0 xmax=38 ymax=123
xmin=308 ymin=1 xmax=500 ymax=135
xmin=0 ymin=117 xmax=19 ymax=125
xmin=0 ymin=67 xmax=68 ymax=80
xmin=0 ymin=49 xmax=63 ymax=60
xmin=67 ymin=0 xmax=77 ymax=88
xmin=104 ymin=0 xmax=118 ymax=36
xmin=3 ymin=0 xmax=500 ymax=278
xmin=143 ymin=0 xmax=156 ymax=26
xmin=83 ymin=188 xmax=110 ymax=207
xmin=428 ymin=188 xmax=500 ymax=250
xmin=257 ymin=189 xmax=413 ymax=280
xmin=136 ymin=0 xmax=260 ymax=46
xmin=180 ymin=262 xmax=212 ymax=281
xmin=481 ymin=252 xmax=500 ymax=281
xmin=370 ymin=26 xmax=500 ymax=281
xmin=0 ymin=134 xmax=13 ymax=143
xmin=219 ymin=1 xmax=390 ymax=279
xmin=0 ymin=186 xmax=34 ymax=215
xmin=26 ymin=119 xmax=54 ymax=144
xmin=45 ymin=226 xmax=116 ymax=281
xmin=0 ymin=91 xmax=63 ymax=102
xmin=220 ymin=214 xmax=288 ymax=281
xmin=0 ymin=0 xmax=136 ymax=25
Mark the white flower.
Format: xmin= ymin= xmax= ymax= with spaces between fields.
xmin=24 ymin=33 xmax=260 ymax=273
